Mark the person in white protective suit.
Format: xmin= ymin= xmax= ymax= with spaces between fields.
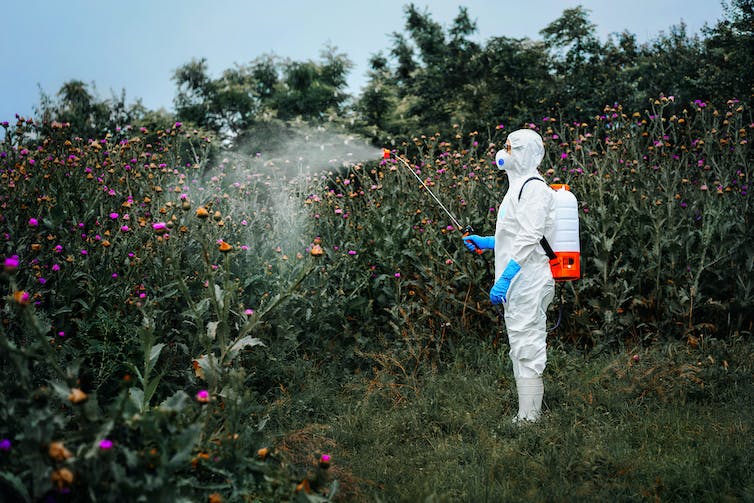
xmin=463 ymin=128 xmax=555 ymax=423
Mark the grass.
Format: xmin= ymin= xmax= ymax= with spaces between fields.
xmin=263 ymin=336 xmax=754 ymax=502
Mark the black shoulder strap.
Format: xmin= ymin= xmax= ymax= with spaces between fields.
xmin=539 ymin=236 xmax=557 ymax=261
xmin=517 ymin=176 xmax=557 ymax=260
xmin=518 ymin=176 xmax=545 ymax=201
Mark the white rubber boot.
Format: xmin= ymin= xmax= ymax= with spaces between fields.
xmin=514 ymin=376 xmax=544 ymax=423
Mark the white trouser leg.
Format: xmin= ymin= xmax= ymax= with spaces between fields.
xmin=501 ymin=264 xmax=553 ymax=424
xmin=515 ymin=375 xmax=543 ymax=422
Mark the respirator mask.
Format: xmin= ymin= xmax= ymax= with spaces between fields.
xmin=495 ymin=148 xmax=515 ymax=171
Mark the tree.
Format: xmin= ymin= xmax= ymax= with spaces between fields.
xmin=173 ymin=48 xmax=352 ymax=146
xmin=273 ymin=45 xmax=353 ymax=122
xmin=540 ymin=6 xmax=606 ymax=118
xmin=173 ymin=56 xmax=279 ymax=138
xmin=37 ymin=80 xmax=140 ymax=139
xmin=702 ymin=0 xmax=754 ymax=104
xmin=404 ymin=4 xmax=482 ymax=129
xmin=353 ymin=54 xmax=399 ymax=135
xmin=599 ymin=31 xmax=641 ymax=110
xmin=633 ymin=23 xmax=705 ymax=106
xmin=172 ymin=58 xmax=215 ymax=130
xmin=474 ymin=36 xmax=553 ymax=126
xmin=357 ymin=4 xmax=484 ymax=135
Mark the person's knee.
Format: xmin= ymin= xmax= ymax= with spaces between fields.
xmin=510 ymin=339 xmax=547 ymax=377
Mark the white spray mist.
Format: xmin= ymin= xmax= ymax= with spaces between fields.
xmin=213 ymin=125 xmax=384 ymax=254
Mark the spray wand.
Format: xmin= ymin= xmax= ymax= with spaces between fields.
xmin=383 ymin=149 xmax=483 ymax=254
xmin=383 ymin=148 xmax=510 ymax=328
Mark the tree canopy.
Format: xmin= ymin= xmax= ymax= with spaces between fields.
xmin=32 ymin=1 xmax=754 ymax=148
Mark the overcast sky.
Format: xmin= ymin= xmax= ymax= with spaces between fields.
xmin=0 ymin=0 xmax=727 ymax=123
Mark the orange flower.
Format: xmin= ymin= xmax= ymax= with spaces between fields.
xmin=192 ymin=359 xmax=205 ymax=379
xmin=296 ymin=479 xmax=311 ymax=494
xmin=196 ymin=206 xmax=209 ymax=219
xmin=51 ymin=467 xmax=74 ymax=489
xmin=257 ymin=447 xmax=269 ymax=459
xmin=208 ymin=493 xmax=223 ymax=503
xmin=48 ymin=441 xmax=72 ymax=461
xmin=310 ymin=244 xmax=324 ymax=257
xmin=68 ymin=388 xmax=88 ymax=404
xmin=191 ymin=451 xmax=210 ymax=468
xmin=218 ymin=240 xmax=233 ymax=253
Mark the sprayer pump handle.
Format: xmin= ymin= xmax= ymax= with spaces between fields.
xmin=462 ymin=225 xmax=485 ymax=255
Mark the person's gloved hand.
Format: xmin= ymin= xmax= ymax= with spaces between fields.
xmin=490 ymin=259 xmax=521 ymax=304
xmin=463 ymin=235 xmax=494 ymax=253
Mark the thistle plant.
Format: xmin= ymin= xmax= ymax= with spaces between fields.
xmin=0 ymin=96 xmax=751 ymax=499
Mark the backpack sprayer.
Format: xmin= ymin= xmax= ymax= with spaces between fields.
xmin=516 ymin=177 xmax=582 ymax=331
xmin=517 ymin=177 xmax=581 ymax=282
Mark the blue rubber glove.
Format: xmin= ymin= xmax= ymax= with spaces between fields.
xmin=490 ymin=259 xmax=521 ymax=304
xmin=463 ymin=235 xmax=494 ymax=253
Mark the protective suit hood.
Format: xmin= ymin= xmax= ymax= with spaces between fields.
xmin=495 ymin=129 xmax=544 ymax=183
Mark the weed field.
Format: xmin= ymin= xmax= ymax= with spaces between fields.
xmin=1 ymin=99 xmax=753 ymax=501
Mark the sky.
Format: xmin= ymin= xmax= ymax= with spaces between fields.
xmin=0 ymin=0 xmax=728 ymax=124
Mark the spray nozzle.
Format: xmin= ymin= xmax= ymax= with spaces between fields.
xmin=382 ymin=148 xmax=391 ymax=159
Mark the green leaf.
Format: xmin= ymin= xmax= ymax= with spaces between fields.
xmin=129 ymin=388 xmax=144 ymax=409
xmin=195 ymin=354 xmax=220 ymax=382
xmin=0 ymin=471 xmax=31 ymax=502
xmin=49 ymin=380 xmax=71 ymax=401
xmin=295 ymin=492 xmax=331 ymax=503
xmin=214 ymin=284 xmax=224 ymax=311
xmin=142 ymin=374 xmax=162 ymax=409
xmin=207 ymin=321 xmax=219 ymax=341
xmin=83 ymin=419 xmax=115 ymax=459
xmin=167 ymin=425 xmax=201 ymax=468
xmin=229 ymin=335 xmax=265 ymax=354
xmin=149 ymin=343 xmax=165 ymax=369
xmin=159 ymin=390 xmax=189 ymax=413
xmin=226 ymin=334 xmax=265 ymax=362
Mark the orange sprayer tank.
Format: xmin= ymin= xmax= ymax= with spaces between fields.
xmin=549 ymin=184 xmax=580 ymax=281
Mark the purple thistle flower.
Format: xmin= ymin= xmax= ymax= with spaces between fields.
xmin=4 ymin=255 xmax=19 ymax=271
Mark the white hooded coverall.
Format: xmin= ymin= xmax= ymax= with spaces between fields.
xmin=494 ymin=129 xmax=555 ymax=422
